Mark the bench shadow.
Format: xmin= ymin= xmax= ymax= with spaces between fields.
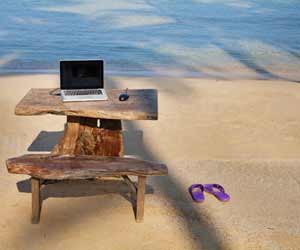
xmin=17 ymin=177 xmax=154 ymax=219
xmin=17 ymin=178 xmax=153 ymax=200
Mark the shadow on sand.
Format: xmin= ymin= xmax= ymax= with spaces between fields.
xmin=11 ymin=78 xmax=229 ymax=250
xmin=17 ymin=178 xmax=153 ymax=207
xmin=108 ymin=79 xmax=228 ymax=249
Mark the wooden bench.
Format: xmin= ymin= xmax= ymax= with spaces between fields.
xmin=6 ymin=154 xmax=168 ymax=224
xmin=10 ymin=88 xmax=167 ymax=224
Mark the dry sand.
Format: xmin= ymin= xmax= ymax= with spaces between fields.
xmin=1 ymin=74 xmax=300 ymax=250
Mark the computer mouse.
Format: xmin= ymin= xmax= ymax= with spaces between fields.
xmin=119 ymin=93 xmax=129 ymax=101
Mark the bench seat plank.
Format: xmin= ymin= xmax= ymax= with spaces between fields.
xmin=6 ymin=154 xmax=168 ymax=180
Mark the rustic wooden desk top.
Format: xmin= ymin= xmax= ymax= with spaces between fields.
xmin=15 ymin=88 xmax=158 ymax=120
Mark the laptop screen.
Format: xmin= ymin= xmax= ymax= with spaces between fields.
xmin=60 ymin=60 xmax=104 ymax=89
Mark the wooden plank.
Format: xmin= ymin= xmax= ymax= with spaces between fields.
xmin=6 ymin=154 xmax=168 ymax=180
xmin=15 ymin=88 xmax=158 ymax=120
xmin=31 ymin=177 xmax=41 ymax=224
xmin=52 ymin=116 xmax=123 ymax=156
xmin=136 ymin=176 xmax=146 ymax=223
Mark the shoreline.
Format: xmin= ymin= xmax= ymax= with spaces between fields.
xmin=0 ymin=69 xmax=299 ymax=82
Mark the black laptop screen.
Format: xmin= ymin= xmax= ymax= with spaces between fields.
xmin=60 ymin=60 xmax=104 ymax=89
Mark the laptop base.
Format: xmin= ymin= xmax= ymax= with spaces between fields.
xmin=61 ymin=88 xmax=108 ymax=102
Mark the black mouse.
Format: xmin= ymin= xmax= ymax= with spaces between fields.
xmin=119 ymin=88 xmax=129 ymax=101
xmin=119 ymin=93 xmax=129 ymax=101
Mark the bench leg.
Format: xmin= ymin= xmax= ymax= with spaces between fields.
xmin=31 ymin=177 xmax=41 ymax=224
xmin=136 ymin=176 xmax=146 ymax=223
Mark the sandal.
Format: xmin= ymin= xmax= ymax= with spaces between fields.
xmin=203 ymin=184 xmax=230 ymax=202
xmin=189 ymin=184 xmax=205 ymax=202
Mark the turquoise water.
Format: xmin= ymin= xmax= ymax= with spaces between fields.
xmin=0 ymin=0 xmax=300 ymax=79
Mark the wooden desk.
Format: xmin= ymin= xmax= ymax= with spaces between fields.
xmin=15 ymin=88 xmax=158 ymax=156
xmin=9 ymin=88 xmax=165 ymax=224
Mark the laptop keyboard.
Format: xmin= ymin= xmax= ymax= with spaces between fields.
xmin=64 ymin=89 xmax=103 ymax=96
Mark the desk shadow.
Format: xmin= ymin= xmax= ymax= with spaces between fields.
xmin=27 ymin=130 xmax=144 ymax=155
xmin=27 ymin=131 xmax=63 ymax=152
xmin=123 ymin=130 xmax=144 ymax=156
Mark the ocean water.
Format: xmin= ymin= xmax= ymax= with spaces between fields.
xmin=0 ymin=0 xmax=300 ymax=80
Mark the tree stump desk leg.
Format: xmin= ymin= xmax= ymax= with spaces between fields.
xmin=53 ymin=116 xmax=123 ymax=156
xmin=50 ymin=116 xmax=153 ymax=222
xmin=31 ymin=177 xmax=41 ymax=224
xmin=136 ymin=176 xmax=147 ymax=223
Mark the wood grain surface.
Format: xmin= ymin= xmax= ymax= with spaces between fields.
xmin=6 ymin=154 xmax=168 ymax=180
xmin=52 ymin=116 xmax=123 ymax=156
xmin=15 ymin=88 xmax=158 ymax=120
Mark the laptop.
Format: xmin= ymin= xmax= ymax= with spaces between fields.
xmin=60 ymin=59 xmax=108 ymax=102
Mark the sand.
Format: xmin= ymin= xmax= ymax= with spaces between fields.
xmin=1 ymin=74 xmax=300 ymax=250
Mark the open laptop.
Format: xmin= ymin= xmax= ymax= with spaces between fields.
xmin=60 ymin=59 xmax=108 ymax=102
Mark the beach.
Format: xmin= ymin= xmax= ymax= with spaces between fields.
xmin=1 ymin=74 xmax=300 ymax=249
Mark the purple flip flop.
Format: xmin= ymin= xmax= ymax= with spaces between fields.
xmin=203 ymin=184 xmax=230 ymax=202
xmin=189 ymin=184 xmax=205 ymax=202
